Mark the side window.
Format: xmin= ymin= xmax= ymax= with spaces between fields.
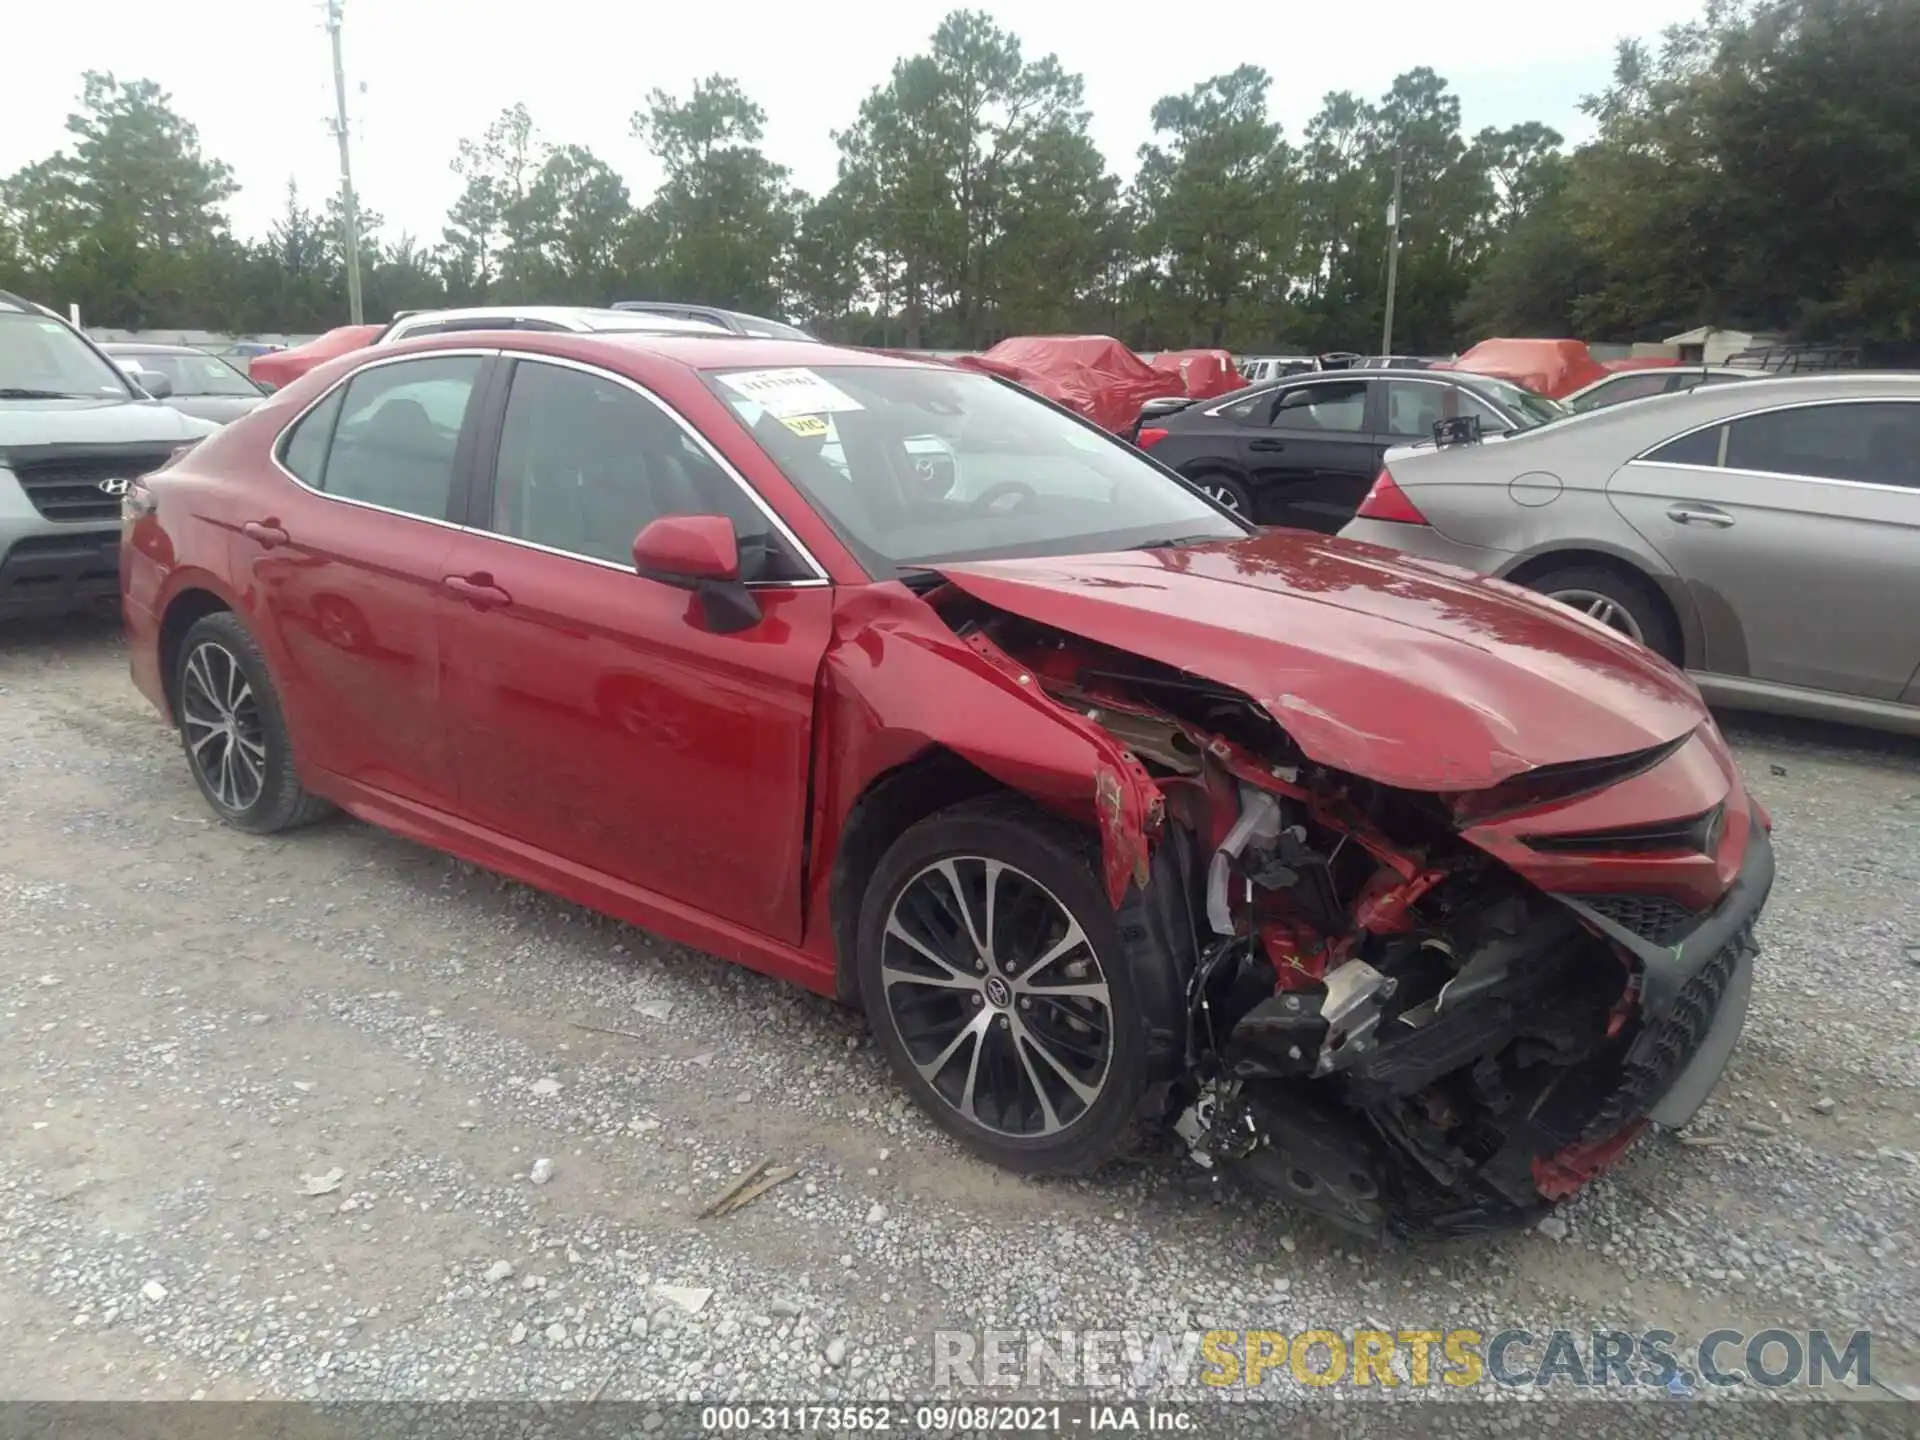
xmin=1383 ymin=381 xmax=1450 ymax=438
xmin=1724 ymin=402 xmax=1920 ymax=488
xmin=1644 ymin=425 xmax=1723 ymax=467
xmin=1589 ymin=373 xmax=1674 ymax=409
xmin=279 ymin=388 xmax=346 ymax=486
xmin=488 ymin=360 xmax=809 ymax=580
xmin=1270 ymin=381 xmax=1367 ymax=433
xmin=1218 ymin=387 xmax=1280 ymax=422
xmin=320 ymin=357 xmax=482 ymax=520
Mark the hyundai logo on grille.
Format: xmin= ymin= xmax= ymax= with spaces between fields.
xmin=97 ymin=478 xmax=132 ymax=497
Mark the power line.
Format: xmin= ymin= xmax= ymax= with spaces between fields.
xmin=324 ymin=0 xmax=365 ymax=324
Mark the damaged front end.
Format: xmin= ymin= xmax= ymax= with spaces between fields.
xmin=934 ymin=591 xmax=1773 ymax=1240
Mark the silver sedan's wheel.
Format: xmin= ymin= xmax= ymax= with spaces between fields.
xmin=879 ymin=856 xmax=1115 ymax=1139
xmin=1547 ymin=587 xmax=1647 ymax=644
xmin=180 ymin=639 xmax=268 ymax=813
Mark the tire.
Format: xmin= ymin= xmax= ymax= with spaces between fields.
xmin=1182 ymin=469 xmax=1254 ymax=520
xmin=855 ymin=795 xmax=1151 ymax=1175
xmin=173 ymin=611 xmax=333 ymax=834
xmin=1522 ymin=563 xmax=1680 ymax=663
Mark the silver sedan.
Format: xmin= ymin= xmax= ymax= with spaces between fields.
xmin=1338 ymin=373 xmax=1920 ymax=735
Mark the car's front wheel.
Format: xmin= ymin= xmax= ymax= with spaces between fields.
xmin=855 ymin=796 xmax=1149 ymax=1175
xmin=174 ymin=611 xmax=332 ymax=833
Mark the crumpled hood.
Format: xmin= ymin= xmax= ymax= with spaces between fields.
xmin=933 ymin=531 xmax=1707 ymax=792
xmin=0 ymin=397 xmax=216 ymax=449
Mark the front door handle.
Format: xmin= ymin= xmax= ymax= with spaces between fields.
xmin=1666 ymin=504 xmax=1734 ymax=528
xmin=1248 ymin=439 xmax=1288 ymax=453
xmin=443 ymin=573 xmax=512 ymax=610
xmin=242 ymin=519 xmax=289 ymax=548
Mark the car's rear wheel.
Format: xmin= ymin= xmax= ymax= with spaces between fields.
xmin=1523 ymin=564 xmax=1680 ymax=662
xmin=855 ymin=796 xmax=1149 ymax=1175
xmin=1183 ymin=470 xmax=1253 ymax=518
xmin=174 ymin=611 xmax=332 ymax=834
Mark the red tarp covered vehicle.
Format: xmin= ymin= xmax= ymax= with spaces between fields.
xmin=1440 ymin=338 xmax=1609 ymax=400
xmin=249 ymin=323 xmax=384 ymax=392
xmin=1148 ymin=348 xmax=1246 ymax=399
xmin=966 ymin=336 xmax=1186 ymax=433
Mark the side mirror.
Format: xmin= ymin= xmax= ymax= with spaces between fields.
xmin=134 ymin=369 xmax=174 ymax=399
xmin=630 ymin=514 xmax=760 ymax=634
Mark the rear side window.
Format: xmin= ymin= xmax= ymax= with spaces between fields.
xmin=283 ymin=357 xmax=482 ymax=520
xmin=1217 ymin=387 xmax=1279 ymax=422
xmin=1724 ymin=401 xmax=1920 ymax=488
xmin=1270 ymin=380 xmax=1367 ymax=433
xmin=278 ymin=388 xmax=345 ymax=484
xmin=1643 ymin=425 xmax=1724 ymax=468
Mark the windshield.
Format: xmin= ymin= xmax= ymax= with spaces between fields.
xmin=706 ymin=365 xmax=1246 ymax=574
xmin=123 ymin=350 xmax=260 ymax=397
xmin=0 ymin=312 xmax=135 ymax=399
xmin=1468 ymin=375 xmax=1570 ymax=428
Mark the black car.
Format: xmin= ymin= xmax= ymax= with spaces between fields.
xmin=1132 ymin=370 xmax=1567 ymax=529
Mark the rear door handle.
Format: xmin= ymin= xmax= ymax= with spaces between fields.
xmin=1666 ymin=504 xmax=1734 ymax=528
xmin=1248 ymin=439 xmax=1288 ymax=453
xmin=443 ymin=573 xmax=512 ymax=610
xmin=242 ymin=519 xmax=289 ymax=548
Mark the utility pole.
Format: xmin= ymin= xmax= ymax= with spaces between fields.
xmin=325 ymin=0 xmax=365 ymax=324
xmin=1379 ymin=152 xmax=1404 ymax=359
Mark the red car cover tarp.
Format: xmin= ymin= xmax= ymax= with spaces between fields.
xmin=1148 ymin=348 xmax=1246 ymax=399
xmin=1439 ymin=338 xmax=1609 ymax=400
xmin=970 ymin=336 xmax=1186 ymax=432
xmin=249 ymin=323 xmax=384 ymax=390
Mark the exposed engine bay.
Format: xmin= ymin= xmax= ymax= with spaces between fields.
xmin=934 ymin=593 xmax=1769 ymax=1239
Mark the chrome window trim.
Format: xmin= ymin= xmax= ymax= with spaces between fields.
xmin=267 ymin=346 xmax=834 ymax=585
xmin=268 ymin=346 xmax=497 ymax=532
xmin=1202 ymin=374 xmax=1377 ymax=421
xmin=1626 ymin=394 xmax=1920 ymax=493
xmin=475 ymin=353 xmax=831 ymax=586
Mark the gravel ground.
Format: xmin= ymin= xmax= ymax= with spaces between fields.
xmin=1 ymin=616 xmax=1916 ymax=1433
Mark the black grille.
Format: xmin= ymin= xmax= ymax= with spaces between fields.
xmin=1585 ymin=926 xmax=1749 ymax=1139
xmin=1579 ymin=893 xmax=1701 ymax=945
xmin=8 ymin=448 xmax=174 ymax=522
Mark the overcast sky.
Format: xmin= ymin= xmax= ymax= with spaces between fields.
xmin=9 ymin=0 xmax=1702 ymax=244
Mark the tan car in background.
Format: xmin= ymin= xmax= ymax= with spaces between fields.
xmin=1338 ymin=373 xmax=1920 ymax=735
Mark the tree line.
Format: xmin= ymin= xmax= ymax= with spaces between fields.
xmin=2 ymin=0 xmax=1913 ymax=356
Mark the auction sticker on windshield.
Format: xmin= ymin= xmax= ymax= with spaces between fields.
xmin=718 ymin=368 xmax=864 ymax=419
xmin=781 ymin=415 xmax=830 ymax=438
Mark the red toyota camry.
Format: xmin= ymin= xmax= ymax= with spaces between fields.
xmin=120 ymin=331 xmax=1774 ymax=1237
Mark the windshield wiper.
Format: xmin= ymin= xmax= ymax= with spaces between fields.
xmin=0 ymin=387 xmax=98 ymax=400
xmin=1125 ymin=534 xmax=1231 ymax=551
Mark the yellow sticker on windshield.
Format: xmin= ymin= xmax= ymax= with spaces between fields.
xmin=781 ymin=414 xmax=829 ymax=438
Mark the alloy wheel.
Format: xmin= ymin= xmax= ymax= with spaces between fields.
xmin=880 ymin=856 xmax=1114 ymax=1138
xmin=180 ymin=640 xmax=268 ymax=813
xmin=1548 ymin=587 xmax=1646 ymax=644
xmin=1200 ymin=482 xmax=1244 ymax=514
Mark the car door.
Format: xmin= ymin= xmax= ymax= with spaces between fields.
xmin=434 ymin=355 xmax=834 ymax=943
xmin=239 ymin=351 xmax=491 ymax=808
xmin=1608 ymin=398 xmax=1920 ymax=698
xmin=1241 ymin=378 xmax=1374 ymax=532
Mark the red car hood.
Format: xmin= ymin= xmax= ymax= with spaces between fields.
xmin=932 ymin=532 xmax=1707 ymax=792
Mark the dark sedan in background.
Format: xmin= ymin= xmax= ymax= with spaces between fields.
xmin=1132 ymin=369 xmax=1566 ymax=528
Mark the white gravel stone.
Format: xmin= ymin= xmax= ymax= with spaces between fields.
xmin=529 ymin=1157 xmax=556 ymax=1185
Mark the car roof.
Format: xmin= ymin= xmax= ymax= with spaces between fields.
xmin=378 ymin=328 xmax=933 ymax=375
xmin=382 ymin=306 xmax=728 ymax=338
